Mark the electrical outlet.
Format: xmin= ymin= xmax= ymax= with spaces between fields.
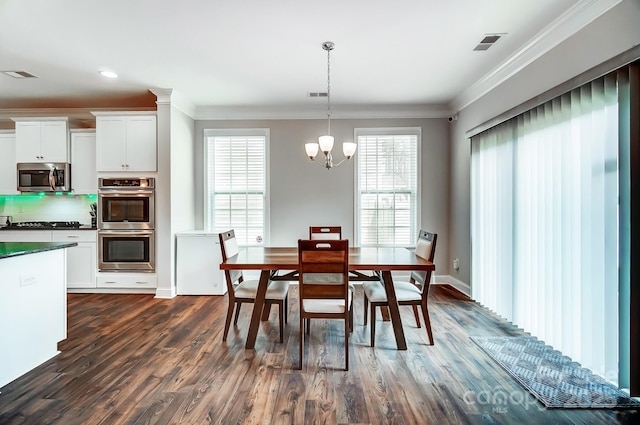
xmin=453 ymin=258 xmax=460 ymax=271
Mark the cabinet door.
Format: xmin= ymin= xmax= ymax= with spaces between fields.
xmin=65 ymin=243 xmax=97 ymax=288
xmin=96 ymin=116 xmax=127 ymax=171
xmin=15 ymin=121 xmax=42 ymax=162
xmin=40 ymin=121 xmax=69 ymax=162
xmin=71 ymin=132 xmax=97 ymax=194
xmin=126 ymin=116 xmax=157 ymax=171
xmin=0 ymin=133 xmax=18 ymax=194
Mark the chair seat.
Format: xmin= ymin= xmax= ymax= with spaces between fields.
xmin=363 ymin=280 xmax=421 ymax=303
xmin=302 ymin=290 xmax=353 ymax=314
xmin=234 ymin=279 xmax=289 ymax=300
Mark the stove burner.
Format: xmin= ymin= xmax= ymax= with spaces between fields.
xmin=5 ymin=221 xmax=81 ymax=229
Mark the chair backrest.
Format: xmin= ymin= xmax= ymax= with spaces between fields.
xmin=410 ymin=230 xmax=437 ymax=287
xmin=309 ymin=226 xmax=342 ymax=240
xmin=219 ymin=229 xmax=244 ymax=287
xmin=298 ymin=239 xmax=349 ymax=302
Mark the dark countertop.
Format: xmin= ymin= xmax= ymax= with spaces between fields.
xmin=0 ymin=242 xmax=78 ymax=260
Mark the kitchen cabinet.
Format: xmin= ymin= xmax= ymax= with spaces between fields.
xmin=13 ymin=118 xmax=69 ymax=163
xmin=0 ymin=133 xmax=18 ymax=194
xmin=70 ymin=130 xmax=97 ymax=194
xmin=0 ymin=230 xmax=97 ymax=289
xmin=94 ymin=114 xmax=157 ymax=172
xmin=53 ymin=230 xmax=97 ymax=289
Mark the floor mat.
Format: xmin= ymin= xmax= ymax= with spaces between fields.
xmin=470 ymin=335 xmax=640 ymax=409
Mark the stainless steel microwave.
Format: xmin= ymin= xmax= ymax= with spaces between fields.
xmin=17 ymin=162 xmax=71 ymax=192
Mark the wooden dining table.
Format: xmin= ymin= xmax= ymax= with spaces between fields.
xmin=219 ymin=246 xmax=435 ymax=350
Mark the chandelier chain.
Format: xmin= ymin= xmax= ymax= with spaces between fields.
xmin=326 ymin=42 xmax=331 ymax=136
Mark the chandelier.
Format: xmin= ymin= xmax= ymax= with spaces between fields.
xmin=305 ymin=41 xmax=357 ymax=169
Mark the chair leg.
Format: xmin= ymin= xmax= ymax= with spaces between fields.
xmin=370 ymin=303 xmax=376 ymax=347
xmin=364 ymin=294 xmax=369 ymax=325
xmin=222 ymin=301 xmax=235 ymax=342
xmin=279 ymin=301 xmax=284 ymax=343
xmin=306 ymin=318 xmax=310 ymax=334
xmin=261 ymin=303 xmax=271 ymax=321
xmin=233 ymin=302 xmax=242 ymax=325
xmin=298 ymin=313 xmax=304 ymax=370
xmin=421 ymin=302 xmax=434 ymax=345
xmin=284 ymin=295 xmax=288 ymax=324
xmin=349 ymin=300 xmax=354 ymax=334
xmin=412 ymin=305 xmax=421 ymax=328
xmin=345 ymin=316 xmax=349 ymax=371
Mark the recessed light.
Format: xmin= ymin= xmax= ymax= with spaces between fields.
xmin=99 ymin=70 xmax=118 ymax=79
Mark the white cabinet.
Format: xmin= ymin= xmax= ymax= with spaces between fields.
xmin=95 ymin=114 xmax=157 ymax=172
xmin=96 ymin=273 xmax=157 ymax=289
xmin=70 ymin=131 xmax=97 ymax=194
xmin=0 ymin=133 xmax=18 ymax=194
xmin=0 ymin=231 xmax=52 ymax=242
xmin=53 ymin=231 xmax=97 ymax=289
xmin=13 ymin=119 xmax=69 ymax=163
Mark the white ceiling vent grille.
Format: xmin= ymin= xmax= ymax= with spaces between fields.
xmin=308 ymin=92 xmax=328 ymax=98
xmin=1 ymin=70 xmax=39 ymax=79
xmin=473 ymin=34 xmax=505 ymax=51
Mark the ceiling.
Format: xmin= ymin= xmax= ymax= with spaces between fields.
xmin=0 ymin=0 xmax=611 ymax=122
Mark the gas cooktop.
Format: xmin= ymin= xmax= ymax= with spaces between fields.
xmin=3 ymin=221 xmax=82 ymax=229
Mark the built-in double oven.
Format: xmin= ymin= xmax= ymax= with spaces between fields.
xmin=97 ymin=177 xmax=155 ymax=272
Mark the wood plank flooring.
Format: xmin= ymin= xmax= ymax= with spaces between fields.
xmin=1 ymin=284 xmax=638 ymax=424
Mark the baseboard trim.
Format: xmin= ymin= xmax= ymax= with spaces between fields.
xmin=433 ymin=275 xmax=472 ymax=298
xmin=155 ymin=288 xmax=176 ymax=299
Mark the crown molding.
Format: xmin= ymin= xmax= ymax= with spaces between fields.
xmin=149 ymin=88 xmax=197 ymax=118
xmin=193 ymin=103 xmax=450 ymax=120
xmin=450 ymin=0 xmax=622 ymax=113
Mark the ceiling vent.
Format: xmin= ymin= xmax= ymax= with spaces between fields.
xmin=473 ymin=34 xmax=505 ymax=51
xmin=308 ymin=92 xmax=328 ymax=98
xmin=1 ymin=70 xmax=38 ymax=79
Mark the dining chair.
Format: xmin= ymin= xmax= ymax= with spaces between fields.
xmin=307 ymin=225 xmax=353 ymax=334
xmin=219 ymin=229 xmax=290 ymax=343
xmin=297 ymin=239 xmax=352 ymax=370
xmin=309 ymin=226 xmax=342 ymax=240
xmin=363 ymin=230 xmax=437 ymax=346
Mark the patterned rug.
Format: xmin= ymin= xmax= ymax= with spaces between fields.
xmin=471 ymin=336 xmax=640 ymax=409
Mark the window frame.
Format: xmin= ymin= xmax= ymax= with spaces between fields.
xmin=203 ymin=128 xmax=270 ymax=246
xmin=354 ymin=127 xmax=422 ymax=247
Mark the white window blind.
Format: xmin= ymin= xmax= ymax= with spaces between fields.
xmin=205 ymin=129 xmax=267 ymax=246
xmin=471 ymin=74 xmax=620 ymax=384
xmin=356 ymin=128 xmax=420 ymax=246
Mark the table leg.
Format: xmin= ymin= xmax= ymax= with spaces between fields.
xmin=381 ymin=270 xmax=407 ymax=350
xmin=245 ymin=270 xmax=271 ymax=349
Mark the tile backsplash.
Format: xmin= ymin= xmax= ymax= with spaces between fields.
xmin=0 ymin=194 xmax=97 ymax=225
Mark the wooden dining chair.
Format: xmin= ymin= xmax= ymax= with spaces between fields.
xmin=309 ymin=226 xmax=342 ymax=240
xmin=219 ymin=229 xmax=290 ymax=343
xmin=307 ymin=225 xmax=353 ymax=333
xmin=363 ymin=230 xmax=437 ymax=346
xmin=298 ymin=239 xmax=352 ymax=370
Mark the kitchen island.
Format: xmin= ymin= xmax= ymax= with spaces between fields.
xmin=0 ymin=242 xmax=76 ymax=389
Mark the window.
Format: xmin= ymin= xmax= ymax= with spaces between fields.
xmin=355 ymin=127 xmax=420 ymax=246
xmin=204 ymin=129 xmax=269 ymax=246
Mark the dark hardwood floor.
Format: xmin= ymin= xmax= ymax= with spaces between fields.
xmin=1 ymin=284 xmax=638 ymax=424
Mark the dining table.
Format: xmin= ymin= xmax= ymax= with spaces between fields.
xmin=219 ymin=246 xmax=435 ymax=350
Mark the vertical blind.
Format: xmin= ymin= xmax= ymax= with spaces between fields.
xmin=471 ymin=74 xmax=620 ymax=384
xmin=356 ymin=129 xmax=420 ymax=246
xmin=205 ymin=131 xmax=266 ymax=246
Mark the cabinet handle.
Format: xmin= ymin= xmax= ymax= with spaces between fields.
xmin=135 ymin=281 xmax=148 ymax=284
xmin=104 ymin=281 xmax=117 ymax=284
xmin=67 ymin=235 xmax=80 ymax=238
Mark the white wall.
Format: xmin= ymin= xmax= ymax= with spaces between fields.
xmin=449 ymin=0 xmax=640 ymax=286
xmin=193 ymin=117 xmax=450 ymax=274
